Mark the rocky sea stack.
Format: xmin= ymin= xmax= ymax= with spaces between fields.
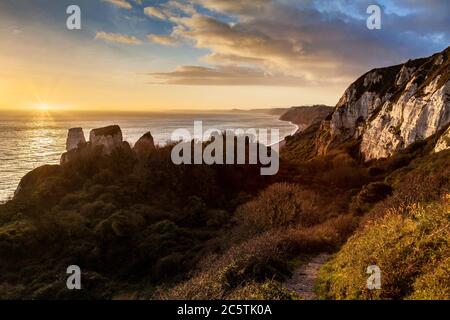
xmin=133 ymin=132 xmax=156 ymax=158
xmin=60 ymin=125 xmax=158 ymax=165
xmin=66 ymin=128 xmax=86 ymax=151
xmin=89 ymin=125 xmax=123 ymax=155
xmin=61 ymin=125 xmax=127 ymax=164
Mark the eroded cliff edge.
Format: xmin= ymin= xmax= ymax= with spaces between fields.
xmin=317 ymin=46 xmax=450 ymax=160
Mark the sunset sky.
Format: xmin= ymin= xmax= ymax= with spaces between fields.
xmin=0 ymin=0 xmax=449 ymax=111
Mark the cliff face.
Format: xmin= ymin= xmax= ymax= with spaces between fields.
xmin=280 ymin=105 xmax=333 ymax=132
xmin=435 ymin=126 xmax=450 ymax=153
xmin=318 ymin=46 xmax=450 ymax=160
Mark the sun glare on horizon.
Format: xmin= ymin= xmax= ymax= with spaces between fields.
xmin=35 ymin=103 xmax=51 ymax=111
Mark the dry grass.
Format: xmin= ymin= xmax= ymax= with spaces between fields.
xmin=235 ymin=183 xmax=325 ymax=232
xmin=316 ymin=195 xmax=450 ymax=300
xmin=155 ymin=214 xmax=358 ymax=300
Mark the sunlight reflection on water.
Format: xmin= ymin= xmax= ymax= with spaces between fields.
xmin=0 ymin=111 xmax=296 ymax=202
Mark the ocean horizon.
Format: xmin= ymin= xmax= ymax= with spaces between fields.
xmin=0 ymin=110 xmax=297 ymax=202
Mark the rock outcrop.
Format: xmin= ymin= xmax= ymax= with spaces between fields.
xmin=66 ymin=128 xmax=86 ymax=151
xmin=61 ymin=128 xmax=87 ymax=165
xmin=89 ymin=125 xmax=123 ymax=155
xmin=318 ymin=46 xmax=450 ymax=160
xmin=133 ymin=132 xmax=155 ymax=158
xmin=280 ymin=105 xmax=333 ymax=132
xmin=435 ymin=126 xmax=450 ymax=153
xmin=15 ymin=165 xmax=61 ymax=198
xmin=60 ymin=125 xmax=125 ymax=164
xmin=60 ymin=151 xmax=73 ymax=165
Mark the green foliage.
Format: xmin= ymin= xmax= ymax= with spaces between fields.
xmin=0 ymin=142 xmax=266 ymax=299
xmin=350 ymin=182 xmax=393 ymax=215
xmin=316 ymin=197 xmax=450 ymax=300
xmin=1 ymin=123 xmax=449 ymax=300
xmin=227 ymin=280 xmax=298 ymax=300
xmin=157 ymin=213 xmax=358 ymax=300
xmin=408 ymin=257 xmax=450 ymax=300
xmin=236 ymin=183 xmax=323 ymax=232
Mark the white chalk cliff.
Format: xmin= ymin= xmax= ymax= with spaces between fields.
xmin=435 ymin=126 xmax=450 ymax=153
xmin=318 ymin=46 xmax=450 ymax=160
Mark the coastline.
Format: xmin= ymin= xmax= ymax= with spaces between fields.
xmin=270 ymin=120 xmax=299 ymax=149
xmin=0 ymin=112 xmax=296 ymax=202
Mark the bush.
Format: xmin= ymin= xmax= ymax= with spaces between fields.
xmin=156 ymin=214 xmax=358 ymax=300
xmin=155 ymin=231 xmax=292 ymax=300
xmin=408 ymin=257 xmax=450 ymax=300
xmin=350 ymin=182 xmax=393 ymax=215
xmin=227 ymin=280 xmax=297 ymax=300
xmin=235 ymin=183 xmax=322 ymax=232
xmin=316 ymin=196 xmax=450 ymax=300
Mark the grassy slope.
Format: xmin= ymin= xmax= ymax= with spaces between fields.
xmin=316 ymin=147 xmax=450 ymax=300
xmin=0 ymin=119 xmax=449 ymax=299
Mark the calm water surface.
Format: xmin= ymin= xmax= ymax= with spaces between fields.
xmin=0 ymin=110 xmax=296 ymax=202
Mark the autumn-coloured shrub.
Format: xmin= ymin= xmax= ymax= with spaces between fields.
xmin=350 ymin=182 xmax=393 ymax=215
xmin=364 ymin=150 xmax=450 ymax=222
xmin=316 ymin=196 xmax=450 ymax=300
xmin=156 ymin=214 xmax=358 ymax=300
xmin=235 ymin=183 xmax=323 ymax=232
xmin=408 ymin=256 xmax=450 ymax=300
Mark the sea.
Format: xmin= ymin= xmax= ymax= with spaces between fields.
xmin=0 ymin=110 xmax=297 ymax=202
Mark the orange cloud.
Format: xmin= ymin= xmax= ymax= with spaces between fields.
xmin=102 ymin=0 xmax=132 ymax=10
xmin=149 ymin=65 xmax=309 ymax=86
xmin=144 ymin=7 xmax=167 ymax=20
xmin=95 ymin=31 xmax=142 ymax=45
xmin=147 ymin=34 xmax=178 ymax=46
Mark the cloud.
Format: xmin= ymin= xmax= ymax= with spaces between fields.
xmin=191 ymin=0 xmax=271 ymax=16
xmin=149 ymin=65 xmax=310 ymax=86
xmin=95 ymin=31 xmax=142 ymax=45
xmin=102 ymin=0 xmax=132 ymax=10
xmin=144 ymin=1 xmax=197 ymax=22
xmin=147 ymin=0 xmax=449 ymax=87
xmin=167 ymin=12 xmax=361 ymax=82
xmin=163 ymin=0 xmax=197 ymax=16
xmin=147 ymin=34 xmax=178 ymax=46
xmin=144 ymin=7 xmax=167 ymax=20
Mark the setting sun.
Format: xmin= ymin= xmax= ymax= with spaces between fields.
xmin=35 ymin=103 xmax=51 ymax=111
xmin=35 ymin=102 xmax=56 ymax=111
xmin=0 ymin=0 xmax=449 ymax=304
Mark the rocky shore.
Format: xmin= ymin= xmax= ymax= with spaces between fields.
xmin=61 ymin=125 xmax=155 ymax=165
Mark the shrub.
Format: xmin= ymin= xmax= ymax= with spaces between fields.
xmin=155 ymin=232 xmax=291 ymax=300
xmin=368 ymin=166 xmax=386 ymax=177
xmin=408 ymin=257 xmax=450 ymax=300
xmin=227 ymin=280 xmax=297 ymax=300
xmin=365 ymin=153 xmax=450 ymax=222
xmin=316 ymin=196 xmax=450 ymax=300
xmin=315 ymin=165 xmax=369 ymax=189
xmin=0 ymin=283 xmax=26 ymax=299
xmin=350 ymin=182 xmax=393 ymax=215
xmin=156 ymin=214 xmax=358 ymax=300
xmin=235 ymin=183 xmax=322 ymax=232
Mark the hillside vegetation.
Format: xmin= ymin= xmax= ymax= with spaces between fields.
xmin=1 ymin=47 xmax=449 ymax=299
xmin=0 ymin=121 xmax=449 ymax=299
